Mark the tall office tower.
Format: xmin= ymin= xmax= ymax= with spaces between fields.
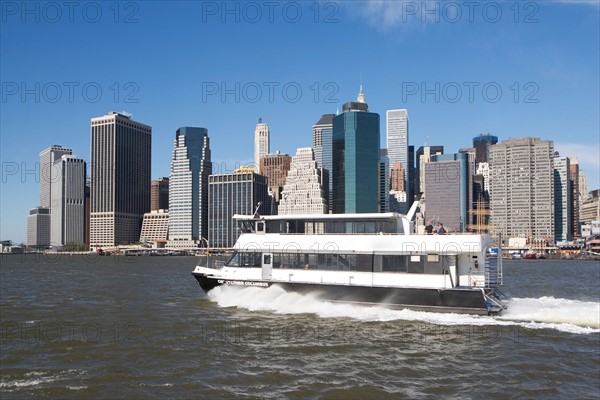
xmin=39 ymin=145 xmax=72 ymax=208
xmin=332 ymin=87 xmax=380 ymax=213
xmin=168 ymin=127 xmax=212 ymax=247
xmin=260 ymin=151 xmax=292 ymax=207
xmin=473 ymin=134 xmax=498 ymax=165
xmin=208 ymin=170 xmax=269 ymax=248
xmin=579 ymin=171 xmax=588 ymax=201
xmin=90 ymin=111 xmax=151 ymax=249
xmin=27 ymin=207 xmax=50 ymax=248
xmin=415 ymin=145 xmax=444 ymax=197
xmin=408 ymin=145 xmax=415 ymax=202
xmin=387 ymin=109 xmax=409 ymax=213
xmin=50 ymin=155 xmax=86 ymax=246
xmin=378 ymin=149 xmax=390 ymax=213
xmin=386 ymin=109 xmax=408 ymax=178
xmin=489 ymin=137 xmax=554 ymax=245
xmin=459 ymin=147 xmax=476 ymax=227
xmin=151 ymin=177 xmax=170 ymax=211
xmin=254 ymin=118 xmax=270 ymax=170
xmin=569 ymin=157 xmax=580 ymax=238
xmin=279 ymin=148 xmax=327 ymax=215
xmin=554 ymin=155 xmax=572 ymax=242
xmin=390 ymin=162 xmax=405 ymax=192
xmin=424 ymin=153 xmax=469 ymax=232
xmin=85 ymin=177 xmax=90 ymax=246
xmin=312 ymin=114 xmax=335 ymax=212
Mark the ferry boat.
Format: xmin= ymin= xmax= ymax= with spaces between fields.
xmin=192 ymin=203 xmax=507 ymax=315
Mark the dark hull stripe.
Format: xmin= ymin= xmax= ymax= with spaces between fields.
xmin=192 ymin=273 xmax=491 ymax=315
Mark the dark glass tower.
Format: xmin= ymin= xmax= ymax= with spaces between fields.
xmin=473 ymin=134 xmax=498 ymax=165
xmin=332 ymin=88 xmax=380 ymax=213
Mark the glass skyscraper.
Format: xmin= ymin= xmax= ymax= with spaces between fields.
xmin=208 ymin=171 xmax=269 ymax=248
xmin=169 ymin=127 xmax=212 ymax=246
xmin=312 ymin=114 xmax=334 ymax=212
xmin=332 ymin=88 xmax=380 ymax=214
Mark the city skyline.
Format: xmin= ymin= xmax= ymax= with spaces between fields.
xmin=2 ymin=1 xmax=599 ymax=242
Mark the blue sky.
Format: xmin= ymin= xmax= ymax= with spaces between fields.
xmin=1 ymin=0 xmax=599 ymax=243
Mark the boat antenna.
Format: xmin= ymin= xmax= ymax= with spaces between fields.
xmin=253 ymin=201 xmax=263 ymax=219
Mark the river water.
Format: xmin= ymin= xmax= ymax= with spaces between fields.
xmin=1 ymin=255 xmax=598 ymax=399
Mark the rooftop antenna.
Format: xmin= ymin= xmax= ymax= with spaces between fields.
xmin=424 ymin=136 xmax=429 ymax=147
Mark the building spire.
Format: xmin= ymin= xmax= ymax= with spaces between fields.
xmin=357 ymin=84 xmax=366 ymax=103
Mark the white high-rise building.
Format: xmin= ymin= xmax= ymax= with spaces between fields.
xmin=279 ymin=148 xmax=327 ymax=215
xmin=554 ymin=156 xmax=572 ymax=242
xmin=254 ymin=118 xmax=270 ymax=170
xmin=476 ymin=162 xmax=490 ymax=192
xmin=39 ymin=145 xmax=72 ymax=208
xmin=489 ymin=137 xmax=554 ymax=244
xmin=50 ymin=155 xmax=86 ymax=246
xmin=386 ymin=109 xmax=408 ymax=179
xmin=168 ymin=127 xmax=211 ymax=247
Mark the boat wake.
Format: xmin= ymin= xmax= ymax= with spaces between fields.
xmin=208 ymin=286 xmax=600 ymax=335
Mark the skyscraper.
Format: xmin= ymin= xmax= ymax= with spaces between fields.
xmin=254 ymin=118 xmax=270 ymax=170
xmin=489 ymin=137 xmax=554 ymax=245
xmin=169 ymin=127 xmax=212 ymax=247
xmin=415 ymin=145 xmax=444 ymax=197
xmin=279 ymin=148 xmax=327 ymax=215
xmin=332 ymin=87 xmax=380 ymax=213
xmin=424 ymin=153 xmax=469 ymax=232
xmin=554 ymin=155 xmax=572 ymax=242
xmin=312 ymin=114 xmax=335 ymax=212
xmin=473 ymin=134 xmax=498 ymax=165
xmin=569 ymin=157 xmax=580 ymax=238
xmin=39 ymin=145 xmax=72 ymax=208
xmin=90 ymin=111 xmax=151 ymax=249
xmin=260 ymin=151 xmax=292 ymax=206
xmin=50 ymin=155 xmax=86 ymax=246
xmin=151 ymin=177 xmax=170 ymax=211
xmin=208 ymin=170 xmax=269 ymax=248
xmin=27 ymin=207 xmax=50 ymax=248
xmin=379 ymin=149 xmax=390 ymax=213
xmin=386 ymin=109 xmax=408 ymax=179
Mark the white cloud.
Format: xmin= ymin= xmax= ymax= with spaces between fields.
xmin=347 ymin=0 xmax=439 ymax=31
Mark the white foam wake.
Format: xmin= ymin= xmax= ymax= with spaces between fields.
xmin=208 ymin=286 xmax=600 ymax=335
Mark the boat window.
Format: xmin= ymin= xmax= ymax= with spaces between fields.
xmin=226 ymin=251 xmax=261 ymax=268
xmin=381 ymin=255 xmax=408 ymax=272
xmin=272 ymin=252 xmax=370 ymax=271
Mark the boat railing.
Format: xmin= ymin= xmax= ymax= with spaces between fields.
xmin=484 ymin=250 xmax=503 ymax=289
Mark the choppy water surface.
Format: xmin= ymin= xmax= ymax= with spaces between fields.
xmin=1 ymin=255 xmax=599 ymax=399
